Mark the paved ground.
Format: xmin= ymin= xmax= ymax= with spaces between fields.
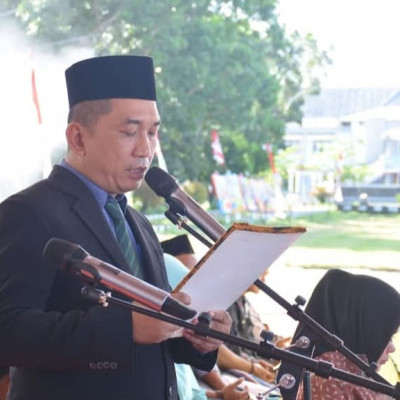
xmin=186 ymin=231 xmax=400 ymax=338
xmin=248 ymin=260 xmax=400 ymax=337
xmin=246 ymin=261 xmax=400 ymax=383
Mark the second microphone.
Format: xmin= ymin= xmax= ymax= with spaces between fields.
xmin=43 ymin=238 xmax=197 ymax=320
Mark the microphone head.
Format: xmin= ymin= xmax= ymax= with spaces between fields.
xmin=43 ymin=238 xmax=88 ymax=269
xmin=145 ymin=167 xmax=179 ymax=198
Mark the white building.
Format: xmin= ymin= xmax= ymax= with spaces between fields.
xmin=284 ymin=88 xmax=400 ymax=200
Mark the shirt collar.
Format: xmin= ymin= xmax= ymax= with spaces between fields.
xmin=60 ymin=159 xmax=127 ymax=212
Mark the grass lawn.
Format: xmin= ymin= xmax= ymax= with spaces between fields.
xmin=280 ymin=211 xmax=400 ymax=271
xmin=157 ymin=210 xmax=400 ymax=271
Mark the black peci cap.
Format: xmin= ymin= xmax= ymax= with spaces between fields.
xmin=65 ymin=55 xmax=157 ymax=108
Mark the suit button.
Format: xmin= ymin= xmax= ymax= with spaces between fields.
xmin=168 ymin=386 xmax=173 ymax=397
xmin=110 ymin=362 xmax=118 ymax=370
xmin=89 ymin=363 xmax=96 ymax=370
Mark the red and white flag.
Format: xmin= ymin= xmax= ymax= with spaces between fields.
xmin=210 ymin=130 xmax=225 ymax=166
xmin=28 ymin=52 xmax=52 ymax=177
xmin=31 ymin=65 xmax=42 ymax=125
xmin=154 ymin=132 xmax=168 ymax=172
xmin=262 ymin=143 xmax=276 ymax=173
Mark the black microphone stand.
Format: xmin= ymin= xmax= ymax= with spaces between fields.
xmin=81 ymin=285 xmax=400 ymax=399
xmin=162 ymin=205 xmax=399 ymax=399
xmin=164 ymin=198 xmax=213 ymax=248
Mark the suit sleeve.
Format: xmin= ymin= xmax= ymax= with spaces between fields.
xmin=130 ymin=210 xmax=218 ymax=372
xmin=169 ymin=338 xmax=217 ymax=371
xmin=0 ymin=197 xmax=134 ymax=371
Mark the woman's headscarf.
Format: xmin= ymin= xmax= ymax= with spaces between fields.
xmin=297 ymin=269 xmax=400 ymax=362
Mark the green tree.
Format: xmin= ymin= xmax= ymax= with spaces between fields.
xmin=3 ymin=0 xmax=331 ymax=181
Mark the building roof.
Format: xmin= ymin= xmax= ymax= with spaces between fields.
xmin=303 ymin=88 xmax=400 ymax=118
xmin=341 ymin=105 xmax=400 ymax=122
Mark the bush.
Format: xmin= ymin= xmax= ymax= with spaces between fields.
xmin=312 ymin=184 xmax=332 ymax=204
xmin=341 ymin=164 xmax=370 ymax=183
xmin=182 ymin=181 xmax=209 ymax=206
xmin=130 ymin=182 xmax=166 ymax=213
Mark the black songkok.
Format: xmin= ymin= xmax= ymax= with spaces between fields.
xmin=65 ymin=55 xmax=157 ymax=108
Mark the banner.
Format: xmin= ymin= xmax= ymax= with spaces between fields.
xmin=210 ymin=173 xmax=244 ymax=214
xmin=238 ymin=175 xmax=258 ymax=212
xmin=211 ymin=172 xmax=272 ymax=214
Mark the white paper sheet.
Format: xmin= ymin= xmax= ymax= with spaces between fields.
xmin=173 ymin=224 xmax=305 ymax=314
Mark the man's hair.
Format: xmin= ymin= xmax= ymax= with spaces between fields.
xmin=67 ymin=99 xmax=112 ymax=127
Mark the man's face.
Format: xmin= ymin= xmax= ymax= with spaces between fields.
xmin=78 ymin=98 xmax=160 ymax=195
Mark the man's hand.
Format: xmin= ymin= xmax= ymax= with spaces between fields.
xmin=252 ymin=359 xmax=276 ymax=383
xmin=221 ymin=377 xmax=250 ymax=400
xmin=182 ymin=310 xmax=232 ymax=353
xmin=206 ymin=377 xmax=250 ymax=399
xmin=131 ymin=312 xmax=183 ymax=344
xmin=131 ymin=292 xmax=190 ymax=344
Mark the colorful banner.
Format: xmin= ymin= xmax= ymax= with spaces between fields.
xmin=238 ymin=175 xmax=258 ymax=212
xmin=211 ymin=172 xmax=272 ymax=214
xmin=211 ymin=173 xmax=243 ymax=214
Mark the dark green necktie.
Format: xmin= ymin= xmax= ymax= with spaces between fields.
xmin=105 ymin=200 xmax=142 ymax=278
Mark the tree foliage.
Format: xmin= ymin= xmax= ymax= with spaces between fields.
xmin=1 ymin=0 xmax=331 ymax=183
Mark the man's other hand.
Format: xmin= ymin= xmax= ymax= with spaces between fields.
xmin=183 ymin=310 xmax=232 ymax=353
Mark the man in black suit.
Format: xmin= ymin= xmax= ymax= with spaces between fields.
xmin=0 ymin=55 xmax=231 ymax=400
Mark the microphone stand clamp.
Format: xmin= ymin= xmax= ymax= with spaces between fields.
xmin=257 ymin=373 xmax=296 ymax=400
xmin=164 ymin=199 xmax=213 ymax=248
xmin=81 ymin=286 xmax=111 ymax=307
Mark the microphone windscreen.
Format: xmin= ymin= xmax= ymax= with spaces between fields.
xmin=43 ymin=238 xmax=87 ymax=268
xmin=145 ymin=167 xmax=178 ymax=198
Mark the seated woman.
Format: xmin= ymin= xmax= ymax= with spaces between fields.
xmin=295 ymin=269 xmax=400 ymax=400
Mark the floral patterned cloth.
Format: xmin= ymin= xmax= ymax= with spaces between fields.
xmin=297 ymin=351 xmax=392 ymax=400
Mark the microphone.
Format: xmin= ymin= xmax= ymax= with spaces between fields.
xmin=145 ymin=167 xmax=226 ymax=242
xmin=43 ymin=238 xmax=197 ymax=320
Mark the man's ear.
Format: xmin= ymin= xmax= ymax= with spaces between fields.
xmin=66 ymin=122 xmax=86 ymax=156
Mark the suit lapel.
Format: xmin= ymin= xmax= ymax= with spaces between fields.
xmin=49 ymin=166 xmax=131 ymax=272
xmin=125 ymin=208 xmax=166 ymax=288
xmin=72 ymin=200 xmax=130 ymax=271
